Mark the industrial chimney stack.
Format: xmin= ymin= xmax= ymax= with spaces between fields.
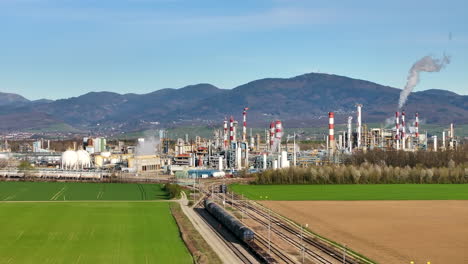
xmin=329 ymin=112 xmax=335 ymax=153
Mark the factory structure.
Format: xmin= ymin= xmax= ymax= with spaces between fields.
xmin=0 ymin=104 xmax=461 ymax=179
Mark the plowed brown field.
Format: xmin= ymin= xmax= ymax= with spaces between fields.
xmin=261 ymin=200 xmax=468 ymax=264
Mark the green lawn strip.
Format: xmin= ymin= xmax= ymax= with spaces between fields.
xmin=0 ymin=181 xmax=168 ymax=201
xmin=170 ymin=203 xmax=221 ymax=264
xmin=0 ymin=202 xmax=192 ymax=264
xmin=230 ymin=184 xmax=468 ymax=200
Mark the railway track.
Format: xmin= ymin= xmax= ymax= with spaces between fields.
xmin=254 ymin=234 xmax=297 ymax=264
xmin=223 ymin=193 xmax=361 ymax=264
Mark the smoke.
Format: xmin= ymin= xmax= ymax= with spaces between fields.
xmin=398 ymin=54 xmax=451 ymax=109
xmin=136 ymin=132 xmax=160 ymax=156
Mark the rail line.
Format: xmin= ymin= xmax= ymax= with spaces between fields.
xmin=253 ymin=234 xmax=296 ymax=264
xmin=195 ymin=201 xmax=258 ymax=264
xmin=221 ymin=192 xmax=361 ymax=264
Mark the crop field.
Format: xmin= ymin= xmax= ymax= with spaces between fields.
xmin=230 ymin=184 xmax=468 ymax=200
xmin=0 ymin=202 xmax=192 ymax=263
xmin=263 ymin=200 xmax=468 ymax=263
xmin=0 ymin=181 xmax=168 ymax=201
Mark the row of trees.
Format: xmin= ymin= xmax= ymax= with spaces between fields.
xmin=163 ymin=183 xmax=182 ymax=198
xmin=254 ymin=163 xmax=468 ymax=184
xmin=344 ymin=145 xmax=468 ymax=168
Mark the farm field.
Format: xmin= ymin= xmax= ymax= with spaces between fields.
xmin=0 ymin=202 xmax=192 ymax=263
xmin=230 ymin=184 xmax=468 ymax=200
xmin=0 ymin=181 xmax=168 ymax=201
xmin=262 ymin=200 xmax=468 ymax=263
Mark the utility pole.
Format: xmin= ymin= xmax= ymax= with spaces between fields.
xmin=342 ymin=244 xmax=347 ymax=264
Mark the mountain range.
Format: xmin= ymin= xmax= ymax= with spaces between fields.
xmin=1 ymin=73 xmax=467 ymax=133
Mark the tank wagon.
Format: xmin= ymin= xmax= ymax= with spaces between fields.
xmin=204 ymin=199 xmax=255 ymax=242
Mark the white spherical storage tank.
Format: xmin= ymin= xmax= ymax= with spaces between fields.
xmin=76 ymin=150 xmax=91 ymax=169
xmin=61 ymin=150 xmax=78 ymax=170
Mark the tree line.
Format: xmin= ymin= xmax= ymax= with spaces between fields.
xmin=344 ymin=144 xmax=468 ymax=168
xmin=254 ymin=162 xmax=468 ymax=184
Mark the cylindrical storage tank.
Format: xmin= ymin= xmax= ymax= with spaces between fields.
xmin=218 ymin=156 xmax=223 ymax=171
xmin=281 ymin=151 xmax=289 ymax=168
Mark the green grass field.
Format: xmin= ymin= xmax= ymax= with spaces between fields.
xmin=230 ymin=184 xmax=468 ymax=200
xmin=0 ymin=182 xmax=168 ymax=201
xmin=0 ymin=202 xmax=192 ymax=263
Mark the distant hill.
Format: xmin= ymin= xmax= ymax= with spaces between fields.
xmin=0 ymin=73 xmax=467 ymax=132
xmin=0 ymin=92 xmax=30 ymax=106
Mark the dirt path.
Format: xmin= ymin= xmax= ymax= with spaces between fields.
xmin=179 ymin=192 xmax=257 ymax=264
xmin=262 ymin=200 xmax=468 ymax=264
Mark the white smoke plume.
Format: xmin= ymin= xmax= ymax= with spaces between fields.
xmin=136 ymin=132 xmax=160 ymax=156
xmin=398 ymin=54 xmax=450 ymax=109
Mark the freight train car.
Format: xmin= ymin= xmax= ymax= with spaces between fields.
xmin=204 ymin=199 xmax=255 ymax=242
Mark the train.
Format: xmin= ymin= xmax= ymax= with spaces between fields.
xmin=204 ymin=199 xmax=255 ymax=242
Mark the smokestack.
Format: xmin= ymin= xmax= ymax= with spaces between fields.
xmin=229 ymin=116 xmax=234 ymax=143
xmin=242 ymin=108 xmax=248 ymax=142
xmin=329 ymin=112 xmax=335 ymax=153
xmin=356 ymin=104 xmax=362 ymax=148
xmin=270 ymin=122 xmax=275 ymax=151
xmin=450 ymin=123 xmax=454 ymax=139
xmin=223 ymin=119 xmax=228 ymax=148
xmin=347 ymin=116 xmax=353 ymax=152
xmin=395 ymin=111 xmax=400 ymax=150
xmin=442 ymin=131 xmax=446 ymax=150
xmin=275 ymin=120 xmax=283 ymax=152
xmin=415 ymin=112 xmax=419 ymax=138
xmin=433 ymin=135 xmax=438 ymax=152
xmin=402 ymin=111 xmax=406 ymax=150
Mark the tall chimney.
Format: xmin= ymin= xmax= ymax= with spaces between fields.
xmin=347 ymin=116 xmax=353 ymax=152
xmin=242 ymin=108 xmax=248 ymax=142
xmin=433 ymin=135 xmax=438 ymax=152
xmin=356 ymin=104 xmax=362 ymax=148
xmin=229 ymin=116 xmax=234 ymax=143
xmin=269 ymin=122 xmax=275 ymax=150
xmin=450 ymin=123 xmax=454 ymax=139
xmin=275 ymin=120 xmax=282 ymax=152
xmin=415 ymin=112 xmax=419 ymax=138
xmin=401 ymin=111 xmax=406 ymax=150
xmin=329 ymin=112 xmax=335 ymax=153
xmin=223 ymin=119 xmax=228 ymax=149
xmin=442 ymin=131 xmax=446 ymax=150
xmin=395 ymin=111 xmax=400 ymax=150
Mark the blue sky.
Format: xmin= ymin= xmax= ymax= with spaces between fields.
xmin=0 ymin=0 xmax=467 ymax=100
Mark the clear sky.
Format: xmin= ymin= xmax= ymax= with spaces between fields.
xmin=0 ymin=0 xmax=467 ymax=100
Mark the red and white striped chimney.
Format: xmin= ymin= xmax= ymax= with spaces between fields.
xmin=242 ymin=108 xmax=248 ymax=142
xmin=229 ymin=116 xmax=234 ymax=143
xmin=275 ymin=120 xmax=282 ymax=139
xmin=223 ymin=119 xmax=228 ymax=148
xmin=269 ymin=122 xmax=275 ymax=148
xmin=395 ymin=111 xmax=400 ymax=150
xmin=415 ymin=112 xmax=419 ymax=138
xmin=329 ymin=112 xmax=335 ymax=151
xmin=401 ymin=111 xmax=406 ymax=149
